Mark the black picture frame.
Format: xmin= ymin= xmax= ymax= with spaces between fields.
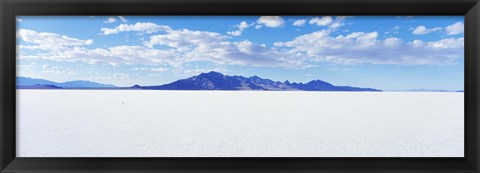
xmin=1 ymin=0 xmax=479 ymax=172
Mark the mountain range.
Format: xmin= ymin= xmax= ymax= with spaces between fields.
xmin=17 ymin=77 xmax=117 ymax=89
xmin=138 ymin=71 xmax=381 ymax=91
xmin=17 ymin=71 xmax=382 ymax=91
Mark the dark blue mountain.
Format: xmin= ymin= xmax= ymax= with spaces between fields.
xmin=17 ymin=77 xmax=116 ymax=88
xmin=139 ymin=71 xmax=381 ymax=91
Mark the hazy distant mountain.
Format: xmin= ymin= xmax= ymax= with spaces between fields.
xmin=406 ymin=88 xmax=452 ymax=92
xmin=138 ymin=71 xmax=381 ymax=91
xmin=17 ymin=77 xmax=116 ymax=88
xmin=17 ymin=84 xmax=63 ymax=89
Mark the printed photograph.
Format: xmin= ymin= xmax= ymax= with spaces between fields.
xmin=16 ymin=16 xmax=464 ymax=157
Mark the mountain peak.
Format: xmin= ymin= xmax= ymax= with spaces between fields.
xmin=196 ymin=71 xmax=225 ymax=78
xmin=204 ymin=71 xmax=223 ymax=75
xmin=307 ymin=79 xmax=332 ymax=85
xmin=132 ymin=84 xmax=142 ymax=88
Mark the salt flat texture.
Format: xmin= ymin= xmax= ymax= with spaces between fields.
xmin=16 ymin=90 xmax=464 ymax=157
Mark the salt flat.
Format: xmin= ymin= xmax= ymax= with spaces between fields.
xmin=16 ymin=90 xmax=464 ymax=157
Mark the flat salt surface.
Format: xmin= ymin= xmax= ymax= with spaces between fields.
xmin=17 ymin=90 xmax=464 ymax=157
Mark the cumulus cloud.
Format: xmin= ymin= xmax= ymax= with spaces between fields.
xmin=309 ymin=16 xmax=333 ymax=26
xmin=329 ymin=16 xmax=347 ymax=29
xmin=412 ymin=26 xmax=442 ymax=35
xmin=256 ymin=16 xmax=285 ymax=28
xmin=18 ymin=45 xmax=180 ymax=67
xmin=308 ymin=16 xmax=346 ymax=29
xmin=147 ymin=28 xmax=304 ymax=68
xmin=104 ymin=17 xmax=117 ymax=23
xmin=293 ymin=19 xmax=306 ymax=26
xmin=227 ymin=21 xmax=252 ymax=36
xmin=18 ymin=28 xmax=302 ymax=68
xmin=17 ymin=29 xmax=93 ymax=51
xmin=101 ymin=22 xmax=172 ymax=35
xmin=445 ymin=22 xmax=464 ymax=35
xmin=424 ymin=37 xmax=464 ymax=49
xmin=104 ymin=16 xmax=127 ymax=23
xmin=18 ymin=25 xmax=464 ymax=71
xmin=274 ymin=29 xmax=463 ymax=65
xmin=147 ymin=29 xmax=227 ymax=50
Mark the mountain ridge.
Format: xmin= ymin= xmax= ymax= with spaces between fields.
xmin=16 ymin=72 xmax=382 ymax=91
xmin=17 ymin=77 xmax=117 ymax=88
xmin=137 ymin=71 xmax=382 ymax=91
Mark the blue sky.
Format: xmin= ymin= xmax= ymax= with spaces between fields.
xmin=16 ymin=16 xmax=464 ymax=90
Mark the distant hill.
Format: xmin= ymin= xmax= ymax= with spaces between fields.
xmin=406 ymin=88 xmax=452 ymax=92
xmin=17 ymin=77 xmax=116 ymax=88
xmin=17 ymin=84 xmax=63 ymax=89
xmin=137 ymin=71 xmax=381 ymax=91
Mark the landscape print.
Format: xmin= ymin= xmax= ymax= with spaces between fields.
xmin=16 ymin=16 xmax=464 ymax=157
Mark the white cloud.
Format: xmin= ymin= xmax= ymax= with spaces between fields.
xmin=412 ymin=26 xmax=442 ymax=35
xmin=112 ymin=73 xmax=130 ymax=79
xmin=255 ymin=25 xmax=263 ymax=29
xmin=147 ymin=73 xmax=163 ymax=77
xmin=18 ymin=24 xmax=464 ymax=72
xmin=293 ymin=19 xmax=306 ymax=26
xmin=41 ymin=69 xmax=76 ymax=75
xmin=147 ymin=28 xmax=303 ymax=68
xmin=173 ymin=67 xmax=227 ymax=77
xmin=16 ymin=18 xmax=23 ymax=22
xmin=445 ymin=22 xmax=464 ymax=35
xmin=17 ymin=29 xmax=93 ymax=51
xmin=384 ymin=26 xmax=400 ymax=35
xmin=274 ymin=29 xmax=463 ymax=65
xmin=104 ymin=16 xmax=127 ymax=23
xmin=329 ymin=16 xmax=347 ymax=29
xmin=237 ymin=21 xmax=250 ymax=30
xmin=118 ymin=16 xmax=127 ymax=22
xmin=134 ymin=67 xmax=169 ymax=72
xmin=18 ymin=45 xmax=180 ymax=67
xmin=256 ymin=16 xmax=285 ymax=28
xmin=426 ymin=37 xmax=464 ymax=49
xmin=226 ymin=30 xmax=242 ymax=36
xmin=42 ymin=65 xmax=53 ymax=69
xmin=226 ymin=30 xmax=241 ymax=36
xmin=104 ymin=17 xmax=117 ymax=23
xmin=101 ymin=22 xmax=172 ymax=35
xmin=307 ymin=16 xmax=346 ymax=29
xmin=309 ymin=16 xmax=333 ymax=26
xmin=329 ymin=67 xmax=350 ymax=71
xmin=147 ymin=29 xmax=227 ymax=50
xmin=227 ymin=21 xmax=252 ymax=36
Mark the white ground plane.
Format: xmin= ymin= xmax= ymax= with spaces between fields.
xmin=17 ymin=90 xmax=464 ymax=157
